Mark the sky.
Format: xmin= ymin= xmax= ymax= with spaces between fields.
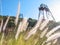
xmin=1 ymin=0 xmax=60 ymax=22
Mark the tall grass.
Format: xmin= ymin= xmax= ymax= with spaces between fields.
xmin=0 ymin=2 xmax=60 ymax=45
xmin=0 ymin=16 xmax=60 ymax=45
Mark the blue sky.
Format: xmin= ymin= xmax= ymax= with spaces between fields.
xmin=1 ymin=0 xmax=60 ymax=21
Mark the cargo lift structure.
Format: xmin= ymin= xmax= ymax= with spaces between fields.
xmin=38 ymin=4 xmax=55 ymax=21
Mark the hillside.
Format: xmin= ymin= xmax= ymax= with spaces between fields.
xmin=0 ymin=15 xmax=60 ymax=45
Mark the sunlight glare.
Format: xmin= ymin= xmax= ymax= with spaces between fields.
xmin=50 ymin=4 xmax=60 ymax=22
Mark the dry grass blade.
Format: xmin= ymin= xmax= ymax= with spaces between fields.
xmin=40 ymin=27 xmax=48 ymax=38
xmin=21 ymin=18 xmax=28 ymax=31
xmin=46 ymin=42 xmax=51 ymax=45
xmin=46 ymin=32 xmax=60 ymax=42
xmin=42 ymin=41 xmax=46 ymax=45
xmin=15 ymin=21 xmax=22 ymax=40
xmin=46 ymin=25 xmax=60 ymax=37
xmin=24 ymin=17 xmax=43 ymax=40
xmin=15 ymin=1 xmax=20 ymax=25
xmin=0 ymin=19 xmax=3 ymax=32
xmin=15 ymin=18 xmax=28 ymax=40
xmin=24 ymin=22 xmax=29 ymax=31
xmin=53 ymin=39 xmax=57 ymax=44
xmin=3 ymin=16 xmax=10 ymax=31
xmin=39 ymin=20 xmax=49 ymax=30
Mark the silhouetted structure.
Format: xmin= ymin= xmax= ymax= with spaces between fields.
xmin=38 ymin=4 xmax=55 ymax=21
xmin=20 ymin=14 xmax=23 ymax=18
